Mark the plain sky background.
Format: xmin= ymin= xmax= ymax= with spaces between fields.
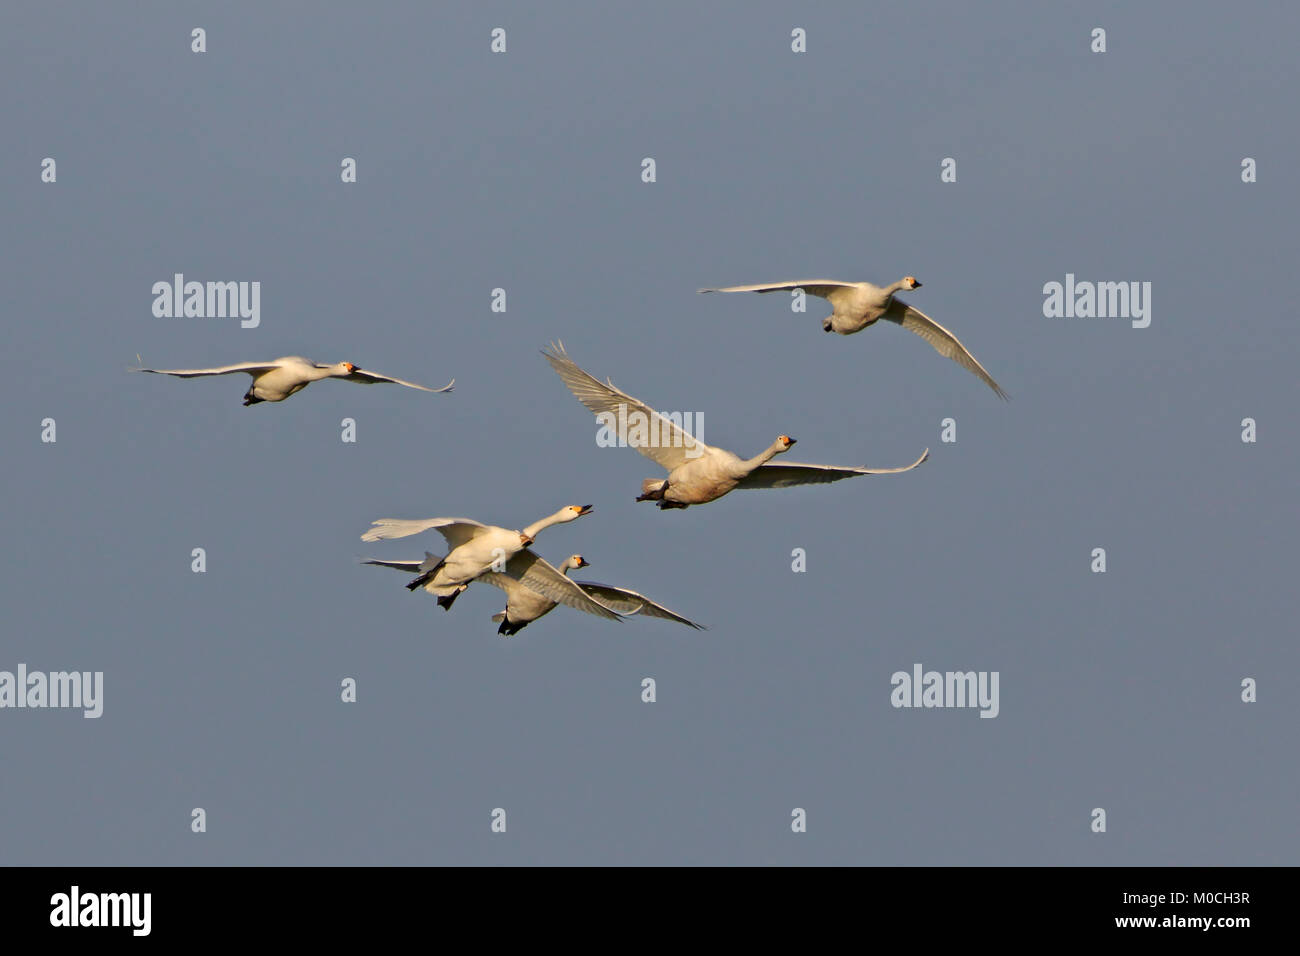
xmin=2 ymin=1 xmax=1296 ymax=865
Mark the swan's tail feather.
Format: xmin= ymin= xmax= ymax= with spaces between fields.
xmin=636 ymin=479 xmax=667 ymax=502
xmin=406 ymin=557 xmax=446 ymax=590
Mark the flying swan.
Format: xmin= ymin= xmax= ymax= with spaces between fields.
xmin=360 ymin=505 xmax=595 ymax=610
xmin=365 ymin=552 xmax=692 ymax=633
xmin=132 ymin=355 xmax=454 ymax=405
xmin=698 ymin=277 xmax=1007 ymax=398
xmin=542 ymin=342 xmax=928 ymax=510
xmin=483 ymin=554 xmax=702 ymax=634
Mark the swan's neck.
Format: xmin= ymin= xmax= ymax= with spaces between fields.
xmin=522 ymin=510 xmax=571 ymax=539
xmin=319 ymin=364 xmax=350 ymax=380
xmin=740 ymin=441 xmax=787 ymax=471
xmin=882 ymin=279 xmax=908 ymax=298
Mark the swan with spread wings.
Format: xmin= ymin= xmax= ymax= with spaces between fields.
xmin=542 ymin=342 xmax=928 ymax=510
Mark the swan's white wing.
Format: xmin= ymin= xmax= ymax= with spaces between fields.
xmin=573 ymin=581 xmax=704 ymax=629
xmin=362 ymin=558 xmax=425 ymax=572
xmin=882 ymin=300 xmax=1007 ymax=399
xmin=542 ymin=341 xmax=708 ymax=472
xmin=361 ymin=517 xmax=489 ymax=548
xmin=464 ymin=569 xmax=531 ymax=601
xmin=363 ymin=550 xmax=444 ymax=573
xmin=698 ymin=280 xmax=854 ymax=299
xmin=341 ymin=368 xmax=455 ymax=392
xmin=132 ymin=361 xmax=280 ymax=378
xmin=735 ymin=449 xmax=930 ymax=489
xmin=479 ymin=551 xmax=623 ymax=622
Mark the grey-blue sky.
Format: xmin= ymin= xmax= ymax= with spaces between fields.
xmin=1 ymin=1 xmax=1295 ymax=865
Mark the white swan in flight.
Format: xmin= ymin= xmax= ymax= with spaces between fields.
xmin=132 ymin=355 xmax=454 ymax=405
xmin=507 ymin=555 xmax=704 ymax=633
xmin=542 ymin=342 xmax=928 ymax=510
xmin=698 ymin=277 xmax=1007 ymax=398
xmin=360 ymin=505 xmax=593 ymax=610
xmin=367 ymin=552 xmax=681 ymax=632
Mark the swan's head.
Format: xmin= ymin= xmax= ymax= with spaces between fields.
xmin=776 ymin=434 xmax=797 ymax=450
xmin=903 ymin=276 xmax=922 ymax=290
xmin=569 ymin=554 xmax=590 ymax=569
xmin=563 ymin=504 xmax=594 ymax=521
xmin=519 ymin=532 xmax=535 ymax=547
xmin=340 ymin=362 xmax=358 ymax=373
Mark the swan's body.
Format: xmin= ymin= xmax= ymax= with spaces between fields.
xmin=367 ymin=553 xmax=700 ymax=635
xmin=485 ymin=554 xmax=702 ymax=634
xmin=542 ymin=342 xmax=928 ymax=509
xmin=360 ymin=505 xmax=592 ymax=609
xmin=698 ymin=277 xmax=1007 ymax=398
xmin=133 ymin=355 xmax=454 ymax=405
xmin=364 ymin=550 xmax=623 ymax=625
